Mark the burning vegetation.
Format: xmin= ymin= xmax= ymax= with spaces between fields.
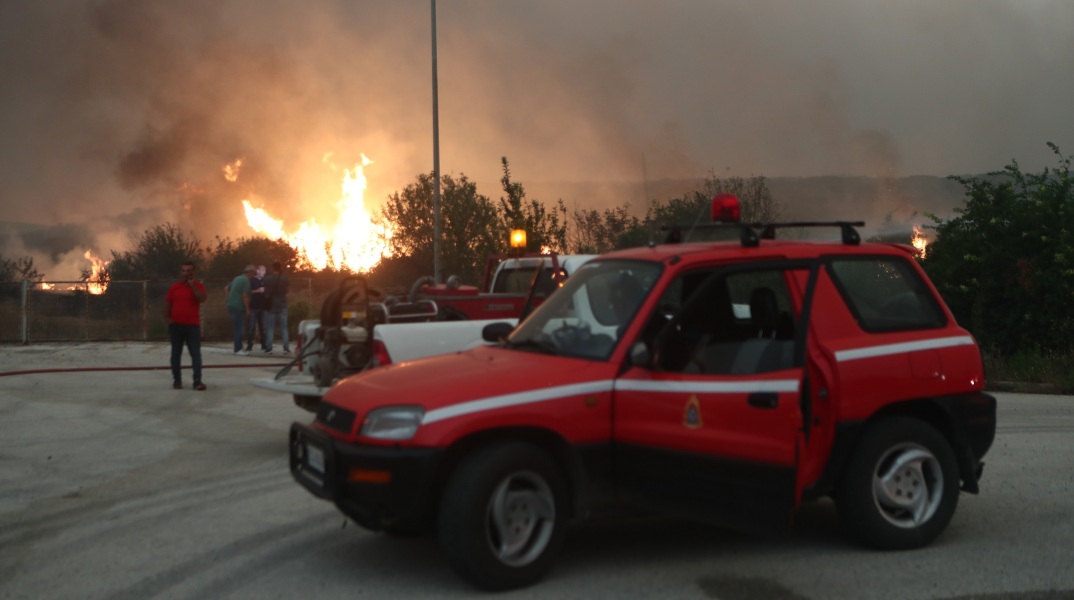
xmin=84 ymin=250 xmax=109 ymax=294
xmin=236 ymin=154 xmax=391 ymax=272
xmin=911 ymin=225 xmax=929 ymax=257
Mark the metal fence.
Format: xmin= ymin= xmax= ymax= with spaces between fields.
xmin=0 ymin=278 xmax=351 ymax=344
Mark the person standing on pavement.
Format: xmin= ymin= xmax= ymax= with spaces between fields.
xmin=246 ymin=264 xmax=268 ymax=352
xmin=226 ymin=265 xmax=256 ymax=355
xmin=263 ymin=260 xmax=291 ymax=354
xmin=164 ymin=261 xmax=208 ymax=390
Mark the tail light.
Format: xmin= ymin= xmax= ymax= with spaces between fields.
xmin=370 ymin=339 xmax=392 ymax=367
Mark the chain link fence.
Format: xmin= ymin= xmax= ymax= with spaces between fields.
xmin=0 ymin=278 xmax=355 ymax=344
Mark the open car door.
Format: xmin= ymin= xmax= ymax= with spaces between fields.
xmin=612 ymin=261 xmax=814 ymax=534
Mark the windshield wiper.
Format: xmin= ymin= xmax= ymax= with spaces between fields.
xmin=505 ymin=338 xmax=557 ymax=355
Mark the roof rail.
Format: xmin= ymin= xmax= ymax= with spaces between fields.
xmin=663 ymin=221 xmax=865 ymax=247
xmin=758 ymin=221 xmax=864 ymax=245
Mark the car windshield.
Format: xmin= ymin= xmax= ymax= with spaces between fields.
xmin=505 ymin=259 xmax=662 ymax=361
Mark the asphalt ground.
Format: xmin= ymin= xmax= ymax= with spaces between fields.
xmin=1 ymin=343 xmax=1072 ymax=600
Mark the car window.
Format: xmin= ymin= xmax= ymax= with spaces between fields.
xmin=649 ymin=266 xmax=803 ymax=375
xmin=493 ymin=265 xmax=564 ymax=295
xmin=492 ymin=266 xmax=541 ymax=294
xmin=507 ymin=260 xmax=661 ymax=361
xmin=827 ymin=256 xmax=947 ymax=332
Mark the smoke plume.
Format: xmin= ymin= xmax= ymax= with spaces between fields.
xmin=1 ymin=0 xmax=1071 ymax=278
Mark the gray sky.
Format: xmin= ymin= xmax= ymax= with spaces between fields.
xmin=2 ymin=0 xmax=1072 ymax=278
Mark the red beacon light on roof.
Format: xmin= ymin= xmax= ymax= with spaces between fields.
xmin=711 ymin=193 xmax=741 ymax=223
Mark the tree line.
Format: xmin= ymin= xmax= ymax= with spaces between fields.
xmin=378 ymin=157 xmax=782 ymax=287
xmin=4 ymin=145 xmax=1071 ymax=359
xmin=1 ymin=157 xmax=780 ymax=289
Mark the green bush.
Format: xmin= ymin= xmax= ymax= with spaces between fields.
xmin=982 ymin=346 xmax=1074 ymax=391
xmin=924 ymin=143 xmax=1074 ymax=356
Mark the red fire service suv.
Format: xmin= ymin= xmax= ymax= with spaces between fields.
xmin=289 ymin=194 xmax=997 ymax=591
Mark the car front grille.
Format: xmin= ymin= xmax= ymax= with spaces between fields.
xmin=316 ymin=402 xmax=357 ymax=435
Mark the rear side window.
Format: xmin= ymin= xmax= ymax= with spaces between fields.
xmin=827 ymin=257 xmax=946 ymax=332
xmin=492 ymin=267 xmax=544 ymax=294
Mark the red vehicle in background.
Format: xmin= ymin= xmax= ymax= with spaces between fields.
xmin=251 ymin=253 xmax=596 ymax=410
xmin=405 ymin=252 xmax=573 ymax=321
xmin=289 ymin=195 xmax=996 ymax=590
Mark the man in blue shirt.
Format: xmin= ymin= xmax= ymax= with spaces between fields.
xmin=246 ymin=264 xmax=268 ymax=351
xmin=263 ymin=261 xmax=291 ymax=354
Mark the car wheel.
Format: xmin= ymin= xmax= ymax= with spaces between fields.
xmin=835 ymin=416 xmax=960 ymax=549
xmin=438 ymin=442 xmax=568 ymax=591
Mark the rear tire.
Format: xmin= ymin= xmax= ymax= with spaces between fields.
xmin=835 ymin=416 xmax=960 ymax=549
xmin=437 ymin=442 xmax=568 ymax=591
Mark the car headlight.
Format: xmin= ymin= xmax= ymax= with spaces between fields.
xmin=359 ymin=406 xmax=425 ymax=440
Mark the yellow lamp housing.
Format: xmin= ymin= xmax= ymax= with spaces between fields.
xmin=510 ymin=229 xmax=527 ymax=249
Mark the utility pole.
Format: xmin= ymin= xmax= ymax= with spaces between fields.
xmin=431 ymin=0 xmax=442 ymax=283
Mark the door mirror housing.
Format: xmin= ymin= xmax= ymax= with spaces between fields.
xmin=482 ymin=321 xmax=515 ymax=343
xmin=628 ymin=342 xmax=652 ymax=368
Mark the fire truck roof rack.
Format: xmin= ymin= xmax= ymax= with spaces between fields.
xmin=663 ymin=221 xmax=866 ymax=248
xmin=758 ymin=221 xmax=865 ymax=245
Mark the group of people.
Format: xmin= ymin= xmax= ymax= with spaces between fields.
xmin=163 ymin=260 xmax=291 ymax=391
xmin=225 ymin=262 xmax=292 ymax=356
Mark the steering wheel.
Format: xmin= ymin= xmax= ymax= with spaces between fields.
xmin=551 ymin=319 xmax=591 ymax=349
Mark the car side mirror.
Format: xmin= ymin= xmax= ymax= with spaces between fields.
xmin=628 ymin=342 xmax=652 ymax=368
xmin=482 ymin=321 xmax=515 ymax=343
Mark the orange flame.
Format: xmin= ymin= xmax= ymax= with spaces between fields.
xmin=911 ymin=225 xmax=929 ymax=257
xmin=223 ymin=158 xmax=243 ymax=183
xmin=84 ymin=250 xmax=109 ymax=295
xmin=38 ymin=282 xmax=54 ymax=290
xmin=241 ymin=155 xmax=390 ymax=271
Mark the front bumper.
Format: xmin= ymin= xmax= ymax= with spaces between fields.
xmin=289 ymin=422 xmax=444 ymax=532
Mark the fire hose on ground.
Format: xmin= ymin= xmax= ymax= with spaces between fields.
xmin=0 ymin=362 xmax=290 ymax=378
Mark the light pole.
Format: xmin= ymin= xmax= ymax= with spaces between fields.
xmin=430 ymin=0 xmax=442 ymax=283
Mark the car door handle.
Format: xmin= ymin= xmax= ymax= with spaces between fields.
xmin=748 ymin=392 xmax=779 ymax=409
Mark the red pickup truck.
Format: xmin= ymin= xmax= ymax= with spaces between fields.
xmin=289 ymin=195 xmax=996 ymax=590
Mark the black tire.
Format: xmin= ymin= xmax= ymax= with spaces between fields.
xmin=835 ymin=416 xmax=960 ymax=550
xmin=437 ymin=442 xmax=569 ymax=591
xmin=379 ymin=521 xmax=427 ymax=538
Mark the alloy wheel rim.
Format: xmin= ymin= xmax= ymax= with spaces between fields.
xmin=871 ymin=443 xmax=944 ymax=528
xmin=485 ymin=470 xmax=556 ymax=567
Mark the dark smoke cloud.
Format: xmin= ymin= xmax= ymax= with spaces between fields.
xmin=118 ymin=122 xmax=195 ymax=190
xmin=7 ymin=224 xmax=96 ymax=264
xmin=1 ymin=0 xmax=1072 ymax=278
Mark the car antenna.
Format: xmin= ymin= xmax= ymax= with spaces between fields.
xmin=682 ymin=193 xmax=710 ymax=242
xmin=643 ymin=154 xmax=657 ymax=248
xmin=646 ymin=198 xmax=658 ymax=247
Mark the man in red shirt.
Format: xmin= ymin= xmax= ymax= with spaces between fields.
xmin=164 ymin=261 xmax=208 ymax=390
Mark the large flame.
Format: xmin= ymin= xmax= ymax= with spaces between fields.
xmin=84 ymin=250 xmax=109 ymax=295
xmin=240 ymin=155 xmax=390 ymax=271
xmin=911 ymin=225 xmax=929 ymax=257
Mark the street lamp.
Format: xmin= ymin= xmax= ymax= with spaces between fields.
xmin=431 ymin=0 xmax=442 ymax=283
